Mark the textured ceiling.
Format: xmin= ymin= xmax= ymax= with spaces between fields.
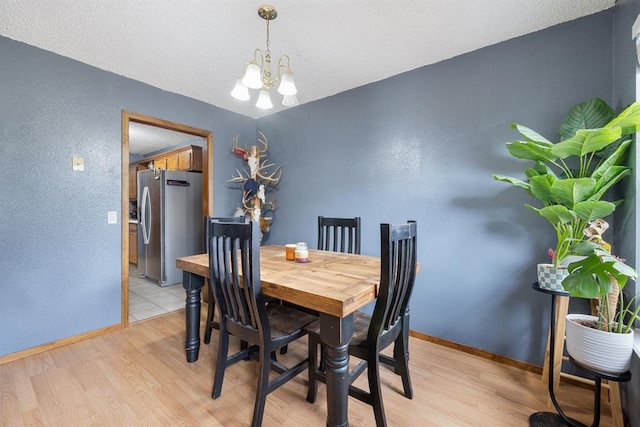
xmin=128 ymin=122 xmax=203 ymax=156
xmin=0 ymin=0 xmax=616 ymax=153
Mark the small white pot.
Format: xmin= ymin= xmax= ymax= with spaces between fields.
xmin=537 ymin=263 xmax=568 ymax=292
xmin=565 ymin=313 xmax=634 ymax=375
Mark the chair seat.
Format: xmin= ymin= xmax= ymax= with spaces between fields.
xmin=267 ymin=303 xmax=318 ymax=337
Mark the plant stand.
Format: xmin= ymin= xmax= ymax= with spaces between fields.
xmin=539 ymin=285 xmax=625 ymax=427
xmin=541 ymin=290 xmax=570 ymax=394
xmin=532 ymin=283 xmax=631 ymax=427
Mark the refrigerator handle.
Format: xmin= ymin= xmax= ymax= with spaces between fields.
xmin=141 ymin=186 xmax=151 ymax=245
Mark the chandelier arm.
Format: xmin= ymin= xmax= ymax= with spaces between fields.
xmin=275 ymin=55 xmax=291 ymax=81
xmin=252 ymin=49 xmax=265 ymax=69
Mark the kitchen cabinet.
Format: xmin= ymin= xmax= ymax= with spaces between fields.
xmin=128 ymin=164 xmax=137 ymax=200
xmin=129 ymin=223 xmax=138 ymax=265
xmin=177 ymin=146 xmax=202 ymax=171
xmin=140 ymin=146 xmax=202 ymax=172
xmin=142 ymin=145 xmax=202 ymax=172
xmin=166 ymin=154 xmax=179 ymax=170
xmin=129 ymin=163 xmax=149 ymax=200
xmin=129 ymin=145 xmax=203 ymax=199
xmin=154 ymin=156 xmax=168 ymax=170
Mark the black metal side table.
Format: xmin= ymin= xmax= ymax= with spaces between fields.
xmin=530 ymin=282 xmax=632 ymax=427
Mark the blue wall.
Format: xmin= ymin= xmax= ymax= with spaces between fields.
xmin=0 ymin=5 xmax=633 ymax=383
xmin=0 ymin=36 xmax=255 ymax=356
xmin=260 ymin=11 xmax=615 ymax=365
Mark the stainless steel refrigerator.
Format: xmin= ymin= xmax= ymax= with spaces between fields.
xmin=137 ymin=169 xmax=203 ymax=286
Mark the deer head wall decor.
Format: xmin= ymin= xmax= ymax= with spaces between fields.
xmin=229 ymin=131 xmax=282 ymax=236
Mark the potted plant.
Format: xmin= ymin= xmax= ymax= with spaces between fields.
xmin=493 ymin=97 xmax=640 ymax=290
xmin=561 ymin=238 xmax=639 ymax=374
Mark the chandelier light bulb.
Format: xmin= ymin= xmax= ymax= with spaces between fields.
xmin=282 ymin=94 xmax=299 ymax=107
xmin=256 ymin=88 xmax=273 ymax=109
xmin=277 ymin=71 xmax=297 ymax=96
xmin=242 ymin=62 xmax=263 ymax=89
xmin=231 ymin=79 xmax=250 ymax=101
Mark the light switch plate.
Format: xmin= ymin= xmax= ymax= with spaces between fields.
xmin=72 ymin=156 xmax=84 ymax=171
xmin=107 ymin=211 xmax=117 ymax=224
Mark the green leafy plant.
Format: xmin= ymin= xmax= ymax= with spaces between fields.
xmin=562 ymin=241 xmax=639 ymax=333
xmin=493 ymin=98 xmax=640 ymax=267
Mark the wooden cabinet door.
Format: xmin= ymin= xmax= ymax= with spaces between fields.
xmin=183 ymin=146 xmax=203 ymax=172
xmin=177 ymin=149 xmax=192 ymax=170
xmin=155 ymin=157 xmax=167 ymax=169
xmin=166 ymin=154 xmax=179 ymax=170
xmin=129 ymin=223 xmax=138 ymax=265
xmin=128 ymin=164 xmax=137 ymax=200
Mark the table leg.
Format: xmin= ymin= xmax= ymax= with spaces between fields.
xmin=182 ymin=271 xmax=204 ymax=363
xmin=320 ymin=313 xmax=354 ymax=427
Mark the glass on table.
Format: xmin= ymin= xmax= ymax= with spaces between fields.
xmin=285 ymin=244 xmax=296 ymax=261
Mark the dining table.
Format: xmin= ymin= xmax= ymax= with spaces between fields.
xmin=176 ymin=244 xmax=382 ymax=427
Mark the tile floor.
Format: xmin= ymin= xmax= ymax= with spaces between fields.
xmin=128 ymin=264 xmax=185 ymax=323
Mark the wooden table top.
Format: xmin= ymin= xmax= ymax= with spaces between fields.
xmin=176 ymin=245 xmax=380 ymax=318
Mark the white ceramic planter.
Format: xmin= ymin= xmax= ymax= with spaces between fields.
xmin=565 ymin=313 xmax=634 ymax=375
xmin=536 ymin=263 xmax=568 ymax=292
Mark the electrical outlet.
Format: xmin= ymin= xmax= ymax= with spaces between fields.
xmin=107 ymin=211 xmax=118 ymax=224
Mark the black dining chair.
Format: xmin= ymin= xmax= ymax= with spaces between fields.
xmin=280 ymin=215 xmax=362 ymax=356
xmin=317 ymin=216 xmax=361 ymax=254
xmin=208 ymin=220 xmax=318 ymax=427
xmin=306 ymin=220 xmax=417 ymax=427
xmin=203 ymin=215 xmax=247 ymax=344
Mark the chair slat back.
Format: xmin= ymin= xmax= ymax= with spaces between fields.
xmin=317 ymin=216 xmax=361 ymax=254
xmin=370 ymin=221 xmax=417 ymax=342
xmin=204 ymin=216 xmax=247 ymax=253
xmin=208 ymin=221 xmax=268 ymax=337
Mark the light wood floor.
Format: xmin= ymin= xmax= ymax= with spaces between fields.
xmin=0 ymin=309 xmax=614 ymax=426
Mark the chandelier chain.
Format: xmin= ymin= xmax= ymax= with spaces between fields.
xmin=263 ymin=18 xmax=272 ymax=83
xmin=265 ymin=19 xmax=271 ymax=57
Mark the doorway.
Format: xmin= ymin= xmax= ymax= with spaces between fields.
xmin=121 ymin=111 xmax=213 ymax=327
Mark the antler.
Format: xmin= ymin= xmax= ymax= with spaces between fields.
xmin=228 ymin=168 xmax=250 ymax=183
xmin=241 ymin=194 xmax=253 ymax=210
xmin=256 ymin=161 xmax=282 ymax=184
xmin=241 ymin=197 xmax=261 ymax=222
xmin=263 ymin=198 xmax=277 ymax=213
xmin=257 ymin=131 xmax=269 ymax=157
xmin=232 ymin=133 xmax=247 ymax=158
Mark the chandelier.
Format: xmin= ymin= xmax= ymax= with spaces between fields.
xmin=231 ymin=5 xmax=298 ymax=109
